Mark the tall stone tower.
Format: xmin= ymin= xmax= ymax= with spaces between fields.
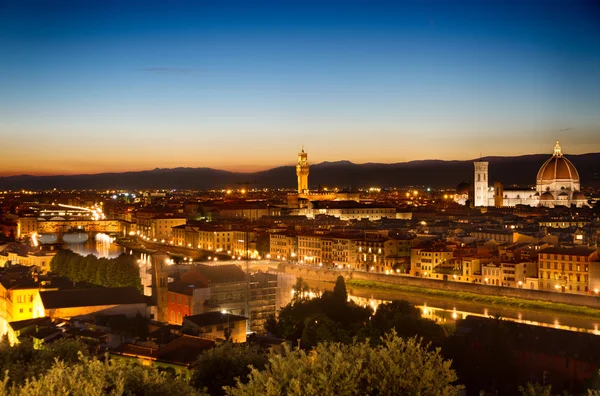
xmin=494 ymin=181 xmax=504 ymax=208
xmin=473 ymin=161 xmax=489 ymax=207
xmin=296 ymin=147 xmax=309 ymax=194
xmin=150 ymin=251 xmax=169 ymax=322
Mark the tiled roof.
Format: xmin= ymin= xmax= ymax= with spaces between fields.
xmin=39 ymin=287 xmax=146 ymax=309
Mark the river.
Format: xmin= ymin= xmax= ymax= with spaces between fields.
xmin=61 ymin=233 xmax=126 ymax=259
xmin=299 ymin=277 xmax=600 ymax=336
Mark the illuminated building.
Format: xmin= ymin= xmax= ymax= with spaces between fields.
xmin=32 ymin=287 xmax=148 ymax=319
xmin=456 ymin=141 xmax=589 ymax=208
xmin=0 ymin=251 xmax=55 ymax=273
xmin=287 ymin=147 xmax=360 ymax=208
xmin=538 ymin=247 xmax=599 ymax=295
xmin=305 ymin=200 xmax=396 ymax=221
xmin=410 ymin=247 xmax=453 ymax=278
xmin=296 ymin=146 xmax=309 ymax=194
xmin=269 ymin=232 xmax=297 ymax=262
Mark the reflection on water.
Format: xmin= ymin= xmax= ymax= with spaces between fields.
xmin=63 ymin=233 xmax=125 ymax=259
xmin=286 ymin=277 xmax=600 ymax=336
xmin=348 ymin=294 xmax=600 ymax=336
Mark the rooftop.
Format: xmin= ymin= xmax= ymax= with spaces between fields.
xmin=184 ymin=311 xmax=247 ymax=327
xmin=39 ymin=287 xmax=146 ymax=309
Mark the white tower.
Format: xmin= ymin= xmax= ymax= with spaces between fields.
xmin=474 ymin=161 xmax=489 ymax=207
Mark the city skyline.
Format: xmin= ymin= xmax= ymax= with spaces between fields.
xmin=2 ymin=0 xmax=600 ymax=176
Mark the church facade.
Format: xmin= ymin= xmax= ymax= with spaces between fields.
xmin=456 ymin=141 xmax=588 ymax=208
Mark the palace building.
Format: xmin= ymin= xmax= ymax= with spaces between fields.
xmin=456 ymin=141 xmax=589 ymax=208
xmin=287 ymin=147 xmax=360 ymax=207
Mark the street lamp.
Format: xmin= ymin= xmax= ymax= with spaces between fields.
xmin=221 ymin=310 xmax=231 ymax=341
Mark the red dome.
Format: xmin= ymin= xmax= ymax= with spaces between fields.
xmin=536 ymin=141 xmax=579 ymax=182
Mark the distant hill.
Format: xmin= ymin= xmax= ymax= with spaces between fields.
xmin=1 ymin=153 xmax=599 ymax=190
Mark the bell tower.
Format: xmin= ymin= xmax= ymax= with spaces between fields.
xmin=473 ymin=161 xmax=489 ymax=207
xmin=296 ymin=147 xmax=309 ymax=194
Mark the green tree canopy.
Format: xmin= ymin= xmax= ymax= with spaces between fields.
xmin=0 ymin=354 xmax=200 ymax=396
xmin=0 ymin=338 xmax=88 ymax=388
xmin=371 ymin=300 xmax=447 ymax=344
xmin=332 ymin=275 xmax=348 ymax=302
xmin=267 ymin=278 xmax=372 ymax=347
xmin=50 ymin=251 xmax=141 ymax=292
xmin=225 ymin=332 xmax=463 ymax=396
xmin=191 ymin=342 xmax=268 ymax=395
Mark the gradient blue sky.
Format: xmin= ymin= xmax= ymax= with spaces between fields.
xmin=1 ymin=0 xmax=599 ymax=175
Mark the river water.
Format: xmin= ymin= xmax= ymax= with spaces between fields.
xmin=62 ymin=233 xmax=126 ymax=259
xmin=300 ymin=277 xmax=600 ymax=336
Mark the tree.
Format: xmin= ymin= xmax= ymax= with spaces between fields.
xmin=191 ymin=343 xmax=268 ymax=395
xmin=291 ymin=277 xmax=311 ymax=302
xmin=50 ymin=251 xmax=141 ymax=291
xmin=225 ymin=331 xmax=463 ymax=396
xmin=0 ymin=338 xmax=88 ymax=388
xmin=0 ymin=354 xmax=200 ymax=396
xmin=271 ymin=289 xmax=372 ymax=346
xmin=518 ymin=383 xmax=553 ymax=396
xmin=371 ymin=300 xmax=446 ymax=344
xmin=332 ymin=276 xmax=347 ymax=302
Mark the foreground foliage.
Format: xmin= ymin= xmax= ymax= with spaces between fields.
xmin=0 ymin=354 xmax=199 ymax=396
xmin=191 ymin=343 xmax=268 ymax=395
xmin=225 ymin=332 xmax=463 ymax=396
xmin=0 ymin=338 xmax=88 ymax=388
xmin=268 ymin=276 xmax=446 ymax=347
xmin=50 ymin=250 xmax=142 ymax=291
xmin=267 ymin=276 xmax=373 ymax=346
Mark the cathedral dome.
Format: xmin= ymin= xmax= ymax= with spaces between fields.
xmin=540 ymin=192 xmax=554 ymax=201
xmin=536 ymin=141 xmax=579 ymax=183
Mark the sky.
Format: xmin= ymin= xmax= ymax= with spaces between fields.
xmin=1 ymin=0 xmax=599 ymax=176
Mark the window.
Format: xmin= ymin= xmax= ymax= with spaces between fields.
xmin=19 ymin=308 xmax=23 ymax=313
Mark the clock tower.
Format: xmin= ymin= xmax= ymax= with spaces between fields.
xmin=296 ymin=147 xmax=309 ymax=194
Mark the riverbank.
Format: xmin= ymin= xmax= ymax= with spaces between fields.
xmin=346 ymin=279 xmax=600 ymax=318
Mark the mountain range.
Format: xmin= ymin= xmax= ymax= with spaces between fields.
xmin=1 ymin=153 xmax=599 ymax=191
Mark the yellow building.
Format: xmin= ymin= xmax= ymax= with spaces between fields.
xmin=151 ymin=217 xmax=187 ymax=241
xmin=538 ymin=247 xmax=599 ymax=294
xmin=321 ymin=236 xmax=359 ymax=269
xmin=0 ymin=279 xmax=48 ymax=337
xmin=269 ymin=233 xmax=297 ymax=261
xmin=0 ymin=252 xmax=56 ymax=273
xmin=410 ymin=248 xmax=453 ymax=278
xmin=297 ymin=234 xmax=323 ymax=265
xmin=17 ymin=217 xmax=37 ymax=238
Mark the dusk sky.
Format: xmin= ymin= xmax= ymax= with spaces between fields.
xmin=1 ymin=0 xmax=599 ymax=176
